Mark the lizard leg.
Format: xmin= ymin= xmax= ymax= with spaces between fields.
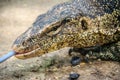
xmin=69 ymin=42 xmax=120 ymax=63
xmin=69 ymin=46 xmax=102 ymax=63
xmin=69 ymin=48 xmax=89 ymax=63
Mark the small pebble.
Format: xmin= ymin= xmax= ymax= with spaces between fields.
xmin=70 ymin=56 xmax=81 ymax=66
xmin=69 ymin=73 xmax=80 ymax=80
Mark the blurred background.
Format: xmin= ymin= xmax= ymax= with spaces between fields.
xmin=0 ymin=0 xmax=69 ymax=56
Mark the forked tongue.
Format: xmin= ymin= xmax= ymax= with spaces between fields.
xmin=0 ymin=51 xmax=16 ymax=63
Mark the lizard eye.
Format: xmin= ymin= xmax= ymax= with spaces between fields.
xmin=46 ymin=18 xmax=70 ymax=36
xmin=47 ymin=25 xmax=62 ymax=36
xmin=38 ymin=21 xmax=62 ymax=37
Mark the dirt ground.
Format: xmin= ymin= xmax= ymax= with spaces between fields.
xmin=0 ymin=0 xmax=120 ymax=80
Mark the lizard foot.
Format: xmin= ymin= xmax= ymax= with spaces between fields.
xmin=69 ymin=48 xmax=89 ymax=64
xmin=69 ymin=46 xmax=102 ymax=64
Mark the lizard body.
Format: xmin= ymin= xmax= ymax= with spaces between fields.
xmin=12 ymin=0 xmax=120 ymax=60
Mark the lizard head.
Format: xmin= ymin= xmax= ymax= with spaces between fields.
xmin=12 ymin=0 xmax=120 ymax=59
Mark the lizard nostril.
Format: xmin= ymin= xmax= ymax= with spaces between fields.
xmin=81 ymin=19 xmax=88 ymax=30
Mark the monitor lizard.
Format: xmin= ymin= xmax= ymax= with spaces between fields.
xmin=12 ymin=0 xmax=120 ymax=61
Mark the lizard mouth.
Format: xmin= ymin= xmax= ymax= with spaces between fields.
xmin=14 ymin=51 xmax=32 ymax=59
xmin=14 ymin=47 xmax=43 ymax=59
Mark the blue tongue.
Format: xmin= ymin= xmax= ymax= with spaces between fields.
xmin=0 ymin=51 xmax=16 ymax=63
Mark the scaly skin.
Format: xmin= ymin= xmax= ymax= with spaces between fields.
xmin=12 ymin=0 xmax=120 ymax=60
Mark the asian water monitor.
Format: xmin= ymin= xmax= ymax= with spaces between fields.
xmin=12 ymin=0 xmax=120 ymax=61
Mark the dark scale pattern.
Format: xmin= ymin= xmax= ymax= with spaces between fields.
xmin=87 ymin=41 xmax=120 ymax=61
xmin=14 ymin=0 xmax=120 ymax=46
xmin=32 ymin=0 xmax=105 ymax=35
xmin=96 ymin=0 xmax=120 ymax=13
xmin=12 ymin=0 xmax=120 ymax=60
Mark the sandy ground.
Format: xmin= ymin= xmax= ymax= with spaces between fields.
xmin=0 ymin=0 xmax=120 ymax=80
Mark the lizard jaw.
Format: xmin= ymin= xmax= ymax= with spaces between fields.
xmin=14 ymin=47 xmax=44 ymax=59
